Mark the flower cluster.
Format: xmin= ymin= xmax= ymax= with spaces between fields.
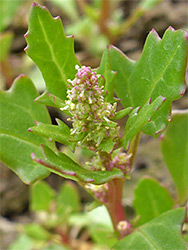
xmin=108 ymin=152 xmax=132 ymax=174
xmin=62 ymin=65 xmax=119 ymax=150
xmin=85 ymin=183 xmax=108 ymax=203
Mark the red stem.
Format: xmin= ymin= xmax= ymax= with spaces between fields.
xmin=106 ymin=179 xmax=126 ymax=234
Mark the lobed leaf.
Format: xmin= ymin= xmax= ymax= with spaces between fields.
xmin=112 ymin=208 xmax=187 ymax=250
xmin=0 ymin=75 xmax=54 ymax=184
xmin=133 ymin=178 xmax=174 ymax=226
xmin=161 ymin=111 xmax=188 ymax=205
xmin=123 ymin=95 xmax=166 ymax=149
xmin=25 ymin=2 xmax=81 ymax=101
xmin=109 ymin=28 xmax=188 ymax=137
xmin=28 ymin=119 xmax=76 ymax=151
xmin=32 ymin=144 xmax=124 ymax=185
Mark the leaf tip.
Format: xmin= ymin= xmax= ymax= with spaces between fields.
xmin=155 ymin=127 xmax=166 ymax=136
xmin=34 ymin=120 xmax=39 ymax=125
xmin=180 ymin=87 xmax=186 ymax=96
xmin=32 ymin=2 xmax=39 ymax=7
xmin=151 ymin=28 xmax=160 ymax=39
xmin=184 ymin=30 xmax=188 ymax=40
xmin=162 ymin=97 xmax=167 ymax=103
xmin=24 ymin=45 xmax=29 ymax=52
xmin=88 ymin=179 xmax=95 ymax=183
xmin=28 ymin=128 xmax=32 ymax=132
xmin=24 ymin=31 xmax=29 ymax=38
xmin=168 ymin=26 xmax=175 ymax=31
xmin=54 ymin=16 xmax=61 ymax=20
xmin=168 ymin=118 xmax=171 ymax=122
xmin=16 ymin=74 xmax=26 ymax=80
xmin=31 ymin=152 xmax=36 ymax=160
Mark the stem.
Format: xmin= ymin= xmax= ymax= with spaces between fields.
xmin=98 ymin=0 xmax=112 ymax=41
xmin=106 ymin=179 xmax=126 ymax=226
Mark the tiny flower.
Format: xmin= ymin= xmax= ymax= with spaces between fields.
xmin=117 ymin=220 xmax=132 ymax=236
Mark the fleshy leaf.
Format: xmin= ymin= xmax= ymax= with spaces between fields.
xmin=0 ymin=75 xmax=54 ymax=184
xmin=32 ymin=144 xmax=124 ymax=185
xmin=112 ymin=208 xmax=187 ymax=250
xmin=97 ymin=49 xmax=117 ymax=103
xmin=29 ymin=119 xmax=76 ymax=151
xmin=25 ymin=2 xmax=81 ymax=101
xmin=161 ymin=111 xmax=188 ymax=205
xmin=30 ymin=181 xmax=55 ymax=211
xmin=109 ymin=28 xmax=188 ymax=137
xmin=123 ymin=95 xmax=166 ymax=149
xmin=133 ymin=178 xmax=174 ymax=226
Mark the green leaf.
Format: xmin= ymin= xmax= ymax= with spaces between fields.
xmin=112 ymin=208 xmax=187 ymax=250
xmin=109 ymin=28 xmax=188 ymax=137
xmin=97 ymin=49 xmax=117 ymax=103
xmin=25 ymin=3 xmax=81 ymax=101
xmin=0 ymin=32 xmax=14 ymax=62
xmin=133 ymin=178 xmax=174 ymax=226
xmin=24 ymin=224 xmax=50 ymax=241
xmin=0 ymin=75 xmax=54 ymax=184
xmin=123 ymin=96 xmax=166 ymax=149
xmin=29 ymin=119 xmax=76 ymax=151
xmin=0 ymin=0 xmax=23 ymax=32
xmin=32 ymin=144 xmax=124 ymax=184
xmin=56 ymin=181 xmax=80 ymax=217
xmin=161 ymin=111 xmax=188 ymax=204
xmin=30 ymin=181 xmax=55 ymax=211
